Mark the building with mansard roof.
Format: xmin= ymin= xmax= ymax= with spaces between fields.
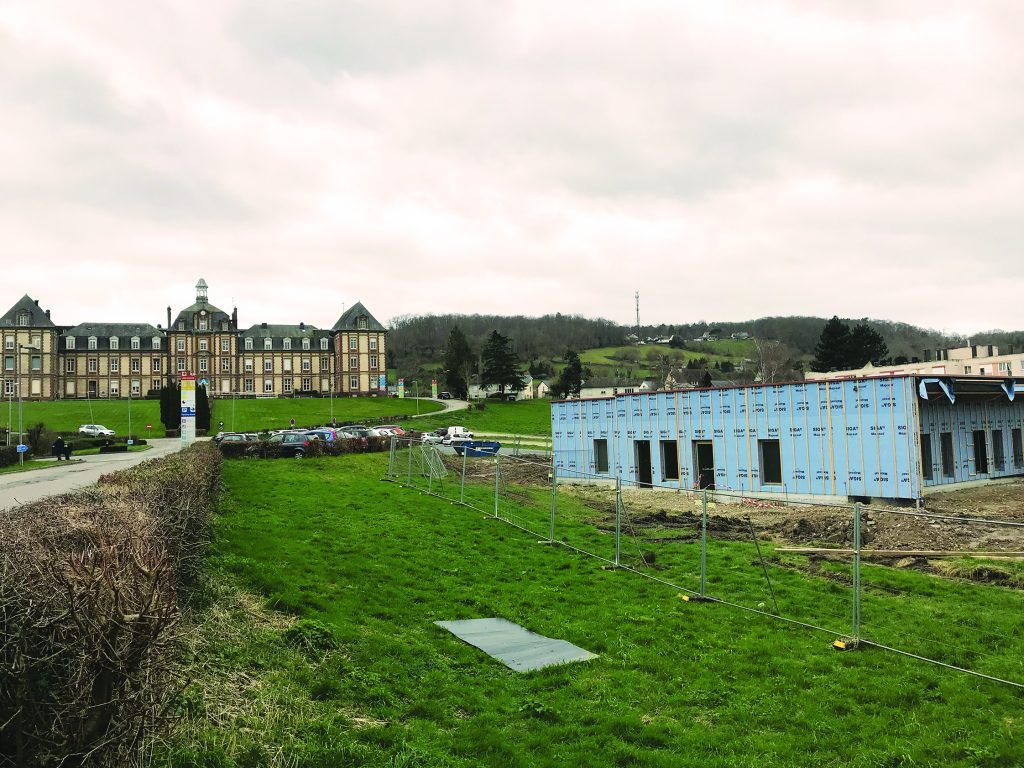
xmin=1 ymin=280 xmax=387 ymax=401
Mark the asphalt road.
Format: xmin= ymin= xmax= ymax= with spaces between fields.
xmin=0 ymin=438 xmax=184 ymax=511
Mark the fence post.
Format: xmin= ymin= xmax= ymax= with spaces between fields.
xmin=700 ymin=489 xmax=708 ymax=597
xmin=406 ymin=438 xmax=413 ymax=486
xmin=614 ymin=477 xmax=622 ymax=567
xmin=428 ymin=448 xmax=434 ymax=494
xmin=460 ymin=447 xmax=468 ymax=503
xmin=549 ymin=462 xmax=557 ymax=543
xmin=852 ymin=501 xmax=862 ymax=643
xmin=493 ymin=456 xmax=500 ymax=519
xmin=387 ymin=436 xmax=395 ymax=481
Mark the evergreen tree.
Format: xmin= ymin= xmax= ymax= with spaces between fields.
xmin=159 ymin=379 xmax=181 ymax=431
xmin=848 ymin=322 xmax=889 ymax=367
xmin=811 ymin=316 xmax=852 ymax=371
xmin=196 ymin=384 xmax=212 ymax=432
xmin=480 ymin=330 xmax=523 ymax=393
xmin=552 ymin=350 xmax=584 ymax=399
xmin=701 ymin=370 xmax=713 ymax=388
xmin=442 ymin=325 xmax=474 ymax=399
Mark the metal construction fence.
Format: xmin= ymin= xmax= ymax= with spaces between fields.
xmin=386 ymin=437 xmax=1024 ymax=688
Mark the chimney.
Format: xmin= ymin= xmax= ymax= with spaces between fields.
xmin=157 ymin=323 xmax=162 ymax=329
xmin=167 ymin=306 xmax=172 ymax=329
xmin=300 ymin=321 xmax=305 ymax=331
xmin=34 ymin=299 xmax=39 ymax=306
xmin=45 ymin=309 xmax=51 ymax=319
xmin=232 ymin=307 xmax=238 ymax=329
xmin=261 ymin=322 xmax=267 ymax=329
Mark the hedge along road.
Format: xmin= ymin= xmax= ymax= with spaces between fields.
xmin=0 ymin=438 xmax=184 ymax=511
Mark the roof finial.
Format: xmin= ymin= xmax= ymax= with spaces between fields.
xmin=196 ymin=278 xmax=208 ymax=303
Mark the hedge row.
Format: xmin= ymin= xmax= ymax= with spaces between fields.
xmin=0 ymin=442 xmax=222 ymax=766
xmin=0 ymin=445 xmax=20 ymax=468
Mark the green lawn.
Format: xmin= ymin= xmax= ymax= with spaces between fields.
xmin=411 ymin=399 xmax=552 ymax=436
xmin=2 ymin=397 xmax=442 ymax=437
xmin=162 ymin=453 xmax=1024 ymax=766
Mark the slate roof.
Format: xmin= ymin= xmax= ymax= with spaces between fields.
xmin=172 ymin=300 xmax=231 ymax=329
xmin=61 ymin=323 xmax=165 ymax=351
xmin=0 ymin=295 xmax=56 ymax=328
xmin=239 ymin=324 xmax=331 ymax=352
xmin=331 ymin=302 xmax=386 ymax=332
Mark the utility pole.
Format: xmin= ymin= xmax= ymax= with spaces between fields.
xmin=635 ymin=291 xmax=641 ymax=345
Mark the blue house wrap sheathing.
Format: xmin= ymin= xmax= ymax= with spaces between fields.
xmin=550 ymin=375 xmax=1024 ymax=501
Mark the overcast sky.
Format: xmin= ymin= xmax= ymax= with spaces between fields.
xmin=2 ymin=1 xmax=1022 ymax=335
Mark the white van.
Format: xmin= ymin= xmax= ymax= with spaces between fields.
xmin=442 ymin=426 xmax=474 ymax=445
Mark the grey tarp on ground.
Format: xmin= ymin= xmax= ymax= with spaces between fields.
xmin=434 ymin=617 xmax=598 ymax=672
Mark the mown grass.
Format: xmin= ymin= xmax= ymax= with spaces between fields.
xmin=4 ymin=397 xmax=442 ymax=437
xmin=162 ymin=453 xmax=1024 ymax=767
xmin=410 ymin=399 xmax=552 ymax=436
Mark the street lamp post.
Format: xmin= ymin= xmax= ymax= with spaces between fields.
xmin=16 ymin=343 xmax=39 ymax=466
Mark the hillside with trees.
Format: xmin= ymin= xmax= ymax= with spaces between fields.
xmin=388 ymin=312 xmax=1012 ymax=384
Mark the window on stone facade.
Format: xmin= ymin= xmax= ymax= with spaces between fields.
xmin=111 ymin=358 xmax=119 ymax=373
xmin=349 ymin=356 xmax=358 ymax=370
xmin=30 ymin=355 xmax=41 ymax=371
xmin=131 ymin=380 xmax=141 ymax=396
xmin=283 ymin=359 xmax=291 ymax=372
xmin=349 ymin=337 xmax=357 ymax=351
xmin=177 ymin=339 xmax=185 ymax=353
xmin=199 ymin=339 xmax=208 ymax=352
xmin=320 ymin=356 xmax=329 ymax=371
xmin=3 ymin=337 xmax=12 ymax=351
xmin=221 ymin=358 xmax=230 ymax=372
xmin=283 ymin=377 xmax=293 ymax=393
xmin=153 ymin=379 xmax=162 ymax=390
xmin=88 ymin=358 xmax=97 ymax=373
xmin=199 ymin=359 xmax=208 ymax=372
xmin=221 ymin=339 xmax=230 ymax=352
xmin=152 ymin=358 xmax=161 ymax=372
xmin=130 ymin=358 xmax=140 ymax=373
xmin=369 ymin=355 xmax=378 ymax=369
xmin=244 ymin=379 xmax=254 ymax=392
xmin=3 ymin=356 xmax=12 ymax=372
xmin=178 ymin=359 xmax=186 ymax=372
xmin=66 ymin=359 xmax=75 ymax=372
xmin=370 ymin=337 xmax=378 ymax=351
xmin=264 ymin=360 xmax=272 ymax=372
xmin=302 ymin=358 xmax=311 ymax=372
xmin=264 ymin=379 xmax=273 ymax=393
xmin=244 ymin=359 xmax=253 ymax=372
xmin=301 ymin=377 xmax=311 ymax=391
xmin=4 ymin=380 xmax=15 ymax=396
xmin=350 ymin=375 xmax=358 ymax=389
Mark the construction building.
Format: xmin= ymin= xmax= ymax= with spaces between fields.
xmin=551 ymin=375 xmax=1024 ymax=503
xmin=1 ymin=280 xmax=387 ymax=400
xmin=805 ymin=344 xmax=1024 ymax=381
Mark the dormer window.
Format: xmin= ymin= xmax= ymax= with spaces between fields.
xmin=357 ymin=317 xmax=368 ymax=330
xmin=66 ymin=336 xmax=75 ymax=350
xmin=266 ymin=338 xmax=274 ymax=350
xmin=16 ymin=311 xmax=29 ymax=326
xmin=152 ymin=337 xmax=161 ymax=350
xmin=177 ymin=320 xmax=184 ymax=331
xmin=320 ymin=338 xmax=329 ymax=351
xmin=302 ymin=338 xmax=310 ymax=351
xmin=88 ymin=337 xmax=98 ymax=350
xmin=131 ymin=337 xmax=140 ymax=350
xmin=245 ymin=338 xmax=253 ymax=351
xmin=198 ymin=316 xmax=208 ymax=331
xmin=221 ymin=320 xmax=228 ymax=331
xmin=110 ymin=337 xmax=118 ymax=350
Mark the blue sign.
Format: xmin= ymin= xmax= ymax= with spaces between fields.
xmin=290 ymin=419 xmax=295 ymax=427
xmin=16 ymin=444 xmax=28 ymax=453
xmin=181 ymin=407 xmax=196 ymax=417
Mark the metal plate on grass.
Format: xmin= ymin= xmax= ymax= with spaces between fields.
xmin=434 ymin=617 xmax=598 ymax=672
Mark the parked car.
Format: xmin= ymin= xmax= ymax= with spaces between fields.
xmin=78 ymin=424 xmax=115 ymax=437
xmin=421 ymin=432 xmax=443 ymax=445
xmin=375 ymin=424 xmax=405 ymax=436
xmin=218 ymin=432 xmax=259 ymax=443
xmin=251 ymin=432 xmax=312 ymax=458
xmin=439 ymin=392 xmax=453 ymax=400
xmin=442 ymin=426 xmax=474 ymax=445
xmin=307 ymin=428 xmax=339 ymax=442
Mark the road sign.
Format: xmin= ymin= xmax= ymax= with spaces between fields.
xmin=180 ymin=374 xmax=197 ymax=446
xmin=16 ymin=444 xmax=28 ymax=453
xmin=127 ymin=439 xmax=134 ymax=446
xmin=146 ymin=423 xmax=152 ymax=430
xmin=290 ymin=418 xmax=295 ymax=427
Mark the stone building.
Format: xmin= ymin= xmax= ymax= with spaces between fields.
xmin=1 ymin=280 xmax=388 ymax=400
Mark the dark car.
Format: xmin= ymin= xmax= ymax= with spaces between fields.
xmin=217 ymin=432 xmax=259 ymax=444
xmin=439 ymin=391 xmax=452 ymax=400
xmin=250 ymin=431 xmax=311 ymax=458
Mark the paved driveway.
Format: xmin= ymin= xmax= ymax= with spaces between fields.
xmin=0 ymin=438 xmax=185 ymax=511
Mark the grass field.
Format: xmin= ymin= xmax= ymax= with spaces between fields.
xmin=161 ymin=453 xmax=1024 ymax=766
xmin=411 ymin=399 xmax=552 ymax=436
xmin=1 ymin=397 xmax=443 ymax=437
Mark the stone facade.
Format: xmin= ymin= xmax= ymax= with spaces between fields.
xmin=1 ymin=280 xmax=388 ymax=400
